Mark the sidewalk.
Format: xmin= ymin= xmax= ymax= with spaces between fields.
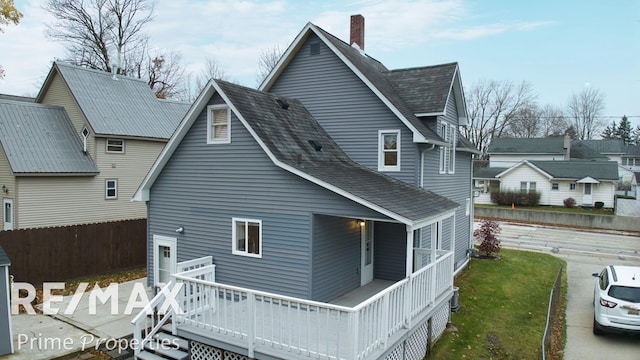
xmin=1 ymin=278 xmax=151 ymax=360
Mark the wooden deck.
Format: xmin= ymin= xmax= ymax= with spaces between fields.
xmin=164 ymin=252 xmax=454 ymax=360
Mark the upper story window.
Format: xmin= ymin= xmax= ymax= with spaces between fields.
xmin=105 ymin=179 xmax=118 ymax=199
xmin=207 ymin=105 xmax=231 ymax=144
xmin=551 ymin=183 xmax=559 ymax=190
xmin=439 ymin=122 xmax=456 ymax=174
xmin=106 ymin=139 xmax=125 ymax=153
xmin=232 ymin=218 xmax=262 ymax=258
xmin=378 ymin=130 xmax=400 ymax=171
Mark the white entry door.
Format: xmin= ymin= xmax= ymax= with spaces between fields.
xmin=3 ymin=199 xmax=13 ymax=231
xmin=583 ymin=183 xmax=593 ymax=205
xmin=361 ymin=220 xmax=374 ymax=286
xmin=153 ymin=235 xmax=176 ymax=288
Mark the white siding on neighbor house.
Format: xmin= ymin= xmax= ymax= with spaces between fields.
xmin=0 ymin=148 xmax=16 ymax=230
xmin=490 ymin=154 xmax=565 ymax=168
xmin=16 ymin=138 xmax=163 ymax=229
xmin=581 ymin=182 xmax=615 ymax=208
xmin=40 ymin=71 xmax=96 ymax=159
xmin=499 ymin=164 xmax=550 ymax=201
xmin=547 ymin=180 xmax=582 ymax=206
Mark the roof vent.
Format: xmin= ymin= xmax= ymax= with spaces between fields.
xmin=308 ymin=139 xmax=323 ymax=151
xmin=276 ymin=98 xmax=289 ymax=110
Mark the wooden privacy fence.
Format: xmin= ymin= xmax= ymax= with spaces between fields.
xmin=0 ymin=219 xmax=146 ymax=285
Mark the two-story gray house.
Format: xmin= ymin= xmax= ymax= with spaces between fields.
xmin=132 ymin=16 xmax=479 ymax=360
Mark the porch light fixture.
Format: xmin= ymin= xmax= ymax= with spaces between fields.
xmin=175 ymin=226 xmax=184 ymax=234
xmin=1 ymin=185 xmax=7 ymax=194
xmin=359 ymin=220 xmax=366 ymax=227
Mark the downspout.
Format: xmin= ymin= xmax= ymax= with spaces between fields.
xmin=420 ymin=144 xmax=436 ymax=188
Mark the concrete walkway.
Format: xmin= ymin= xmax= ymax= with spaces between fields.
xmin=1 ymin=278 xmax=151 ymax=360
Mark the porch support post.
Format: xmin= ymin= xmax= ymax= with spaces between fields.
xmin=405 ymin=226 xmax=414 ymax=277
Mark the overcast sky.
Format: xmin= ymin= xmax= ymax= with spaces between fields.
xmin=1 ymin=0 xmax=638 ymax=128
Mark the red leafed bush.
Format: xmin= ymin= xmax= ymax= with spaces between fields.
xmin=473 ymin=220 xmax=501 ymax=257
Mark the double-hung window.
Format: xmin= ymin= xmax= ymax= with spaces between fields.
xmin=106 ymin=139 xmax=125 ymax=153
xmin=232 ymin=218 xmax=262 ymax=258
xmin=439 ymin=122 xmax=456 ymax=174
xmin=207 ymin=105 xmax=231 ymax=144
xmin=105 ymin=179 xmax=118 ymax=199
xmin=378 ymin=130 xmax=400 ymax=171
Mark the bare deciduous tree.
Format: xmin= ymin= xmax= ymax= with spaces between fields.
xmin=567 ymin=87 xmax=605 ymax=140
xmin=539 ymin=105 xmax=567 ymax=137
xmin=256 ymin=45 xmax=284 ymax=86
xmin=462 ymin=80 xmax=536 ymax=157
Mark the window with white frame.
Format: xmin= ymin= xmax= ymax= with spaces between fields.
xmin=207 ymin=105 xmax=231 ymax=144
xmin=520 ymin=181 xmax=536 ymax=193
xmin=551 ymin=183 xmax=559 ymax=190
xmin=105 ymin=179 xmax=118 ymax=199
xmin=106 ymin=138 xmax=125 ymax=153
xmin=232 ymin=218 xmax=262 ymax=258
xmin=439 ymin=122 xmax=455 ymax=174
xmin=570 ymin=183 xmax=577 ymax=191
xmin=378 ymin=130 xmax=400 ymax=171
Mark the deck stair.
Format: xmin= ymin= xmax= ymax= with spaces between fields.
xmin=135 ymin=325 xmax=189 ymax=360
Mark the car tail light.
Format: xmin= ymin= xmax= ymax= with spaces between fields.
xmin=599 ymin=297 xmax=617 ymax=308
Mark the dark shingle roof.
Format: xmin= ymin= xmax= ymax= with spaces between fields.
xmin=0 ymin=100 xmax=99 ymax=174
xmin=473 ymin=167 xmax=507 ymax=179
xmin=488 ymin=136 xmax=567 ymax=154
xmin=573 ymin=140 xmax=626 ymax=154
xmin=39 ymin=62 xmax=189 ymax=139
xmin=528 ymin=160 xmax=618 ymax=181
xmin=570 ymin=141 xmax=610 ymax=160
xmin=217 ymin=80 xmax=458 ymax=223
xmin=386 ymin=63 xmax=458 ymax=115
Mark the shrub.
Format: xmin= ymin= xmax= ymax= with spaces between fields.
xmin=490 ymin=189 xmax=541 ymax=207
xmin=563 ymin=197 xmax=576 ymax=208
xmin=594 ymin=201 xmax=604 ymax=209
xmin=473 ymin=220 xmax=501 ymax=257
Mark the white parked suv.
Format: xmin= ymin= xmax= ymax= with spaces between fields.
xmin=592 ymin=265 xmax=640 ymax=335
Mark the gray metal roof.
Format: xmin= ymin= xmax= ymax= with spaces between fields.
xmin=42 ymin=62 xmax=189 ymax=139
xmin=0 ymin=100 xmax=99 ymax=174
xmin=488 ymin=136 xmax=567 ymax=154
xmin=217 ymin=80 xmax=458 ymax=224
xmin=386 ymin=63 xmax=458 ymax=115
xmin=528 ymin=160 xmax=618 ymax=181
xmin=0 ymin=245 xmax=9 ymax=266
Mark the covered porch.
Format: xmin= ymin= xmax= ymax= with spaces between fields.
xmin=133 ymin=248 xmax=455 ymax=360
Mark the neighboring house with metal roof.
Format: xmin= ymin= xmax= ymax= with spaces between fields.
xmin=475 ymin=136 xmax=621 ymax=207
xmin=131 ymin=16 xmax=479 ymax=360
xmin=0 ymin=61 xmax=189 ymax=230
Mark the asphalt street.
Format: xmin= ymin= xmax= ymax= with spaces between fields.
xmin=486 ymin=222 xmax=640 ymax=359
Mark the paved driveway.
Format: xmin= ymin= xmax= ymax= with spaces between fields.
xmin=560 ymin=253 xmax=640 ymax=360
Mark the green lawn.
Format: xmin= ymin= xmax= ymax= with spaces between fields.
xmin=429 ymin=249 xmax=567 ymax=359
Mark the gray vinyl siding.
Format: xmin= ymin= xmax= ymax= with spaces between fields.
xmin=421 ymin=95 xmax=473 ymax=270
xmin=269 ymin=34 xmax=417 ymax=185
xmin=373 ymin=222 xmax=406 ymax=281
xmin=148 ymin=94 xmax=387 ymax=299
xmin=311 ymin=215 xmax=360 ymax=302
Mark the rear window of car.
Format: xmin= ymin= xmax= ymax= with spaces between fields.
xmin=609 ymin=286 xmax=640 ymax=303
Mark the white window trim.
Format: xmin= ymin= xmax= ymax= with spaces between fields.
xmin=105 ymin=179 xmax=118 ymax=199
xmin=465 ymin=198 xmax=470 ymax=216
xmin=3 ymin=198 xmax=13 ymax=231
xmin=448 ymin=125 xmax=456 ymax=174
xmin=232 ymin=218 xmax=262 ymax=258
xmin=106 ymin=138 xmax=125 ymax=153
xmin=439 ymin=122 xmax=456 ymax=174
xmin=378 ymin=130 xmax=401 ymax=172
xmin=207 ymin=105 xmax=231 ymax=144
xmin=152 ymin=235 xmax=176 ymax=288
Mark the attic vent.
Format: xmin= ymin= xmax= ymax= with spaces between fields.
xmin=276 ymin=98 xmax=289 ymax=110
xmin=307 ymin=139 xmax=322 ymax=151
xmin=310 ymin=42 xmax=320 ymax=56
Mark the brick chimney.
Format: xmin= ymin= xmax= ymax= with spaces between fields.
xmin=350 ymin=14 xmax=365 ymax=50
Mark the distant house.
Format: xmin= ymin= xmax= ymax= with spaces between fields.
xmin=0 ymin=62 xmax=188 ymax=230
xmin=474 ymin=136 xmax=619 ymax=207
xmin=132 ymin=16 xmax=479 ymax=360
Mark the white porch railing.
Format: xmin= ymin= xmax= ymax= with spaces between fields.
xmin=131 ymin=256 xmax=215 ymax=357
xmin=166 ymin=252 xmax=453 ymax=360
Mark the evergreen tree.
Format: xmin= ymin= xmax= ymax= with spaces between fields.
xmin=601 ymin=120 xmax=618 ymax=139
xmin=616 ymin=115 xmax=632 ymax=145
xmin=631 ymin=125 xmax=640 ymax=146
